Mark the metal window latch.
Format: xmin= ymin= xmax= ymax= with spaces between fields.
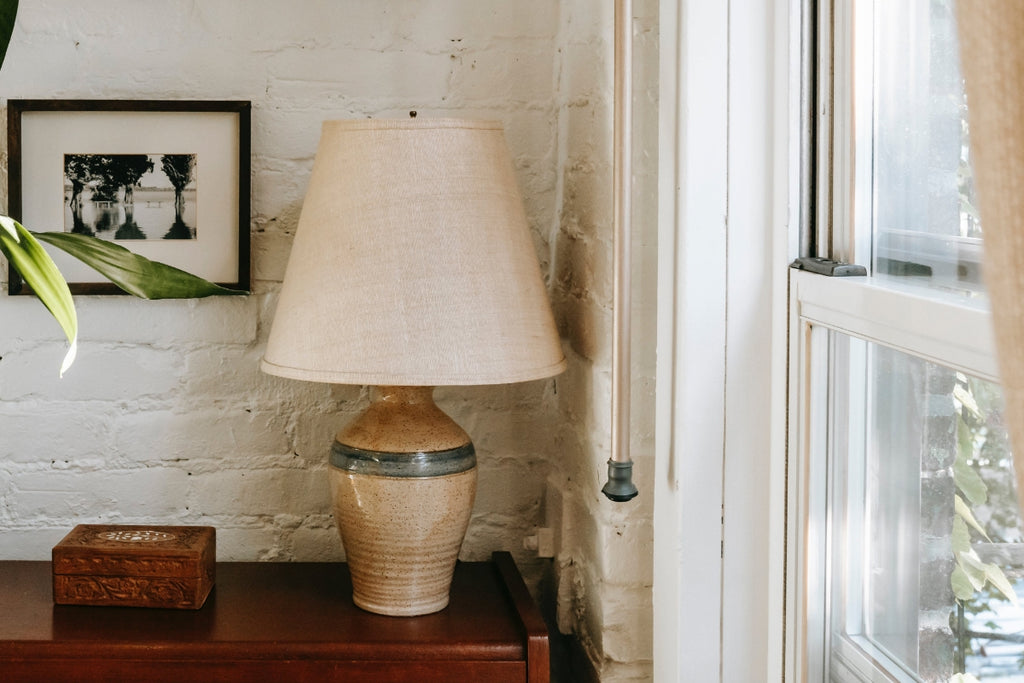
xmin=790 ymin=256 xmax=867 ymax=277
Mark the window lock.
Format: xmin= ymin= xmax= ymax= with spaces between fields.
xmin=790 ymin=257 xmax=867 ymax=277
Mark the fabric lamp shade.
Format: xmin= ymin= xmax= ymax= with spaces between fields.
xmin=262 ymin=118 xmax=565 ymax=386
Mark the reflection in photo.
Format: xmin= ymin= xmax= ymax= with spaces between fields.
xmin=64 ymin=153 xmax=197 ymax=241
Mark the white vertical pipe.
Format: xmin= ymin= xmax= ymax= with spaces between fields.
xmin=613 ymin=0 xmax=632 ymax=466
xmin=604 ymin=0 xmax=638 ymax=501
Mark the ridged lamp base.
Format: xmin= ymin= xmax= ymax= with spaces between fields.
xmin=330 ymin=466 xmax=476 ymax=616
xmin=328 ymin=386 xmax=477 ymax=617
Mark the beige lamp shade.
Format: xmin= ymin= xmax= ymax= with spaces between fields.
xmin=262 ymin=118 xmax=565 ymax=386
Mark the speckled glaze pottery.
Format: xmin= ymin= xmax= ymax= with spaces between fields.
xmin=329 ymin=386 xmax=477 ymax=616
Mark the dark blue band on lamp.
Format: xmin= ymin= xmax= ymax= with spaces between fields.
xmin=330 ymin=441 xmax=477 ymax=478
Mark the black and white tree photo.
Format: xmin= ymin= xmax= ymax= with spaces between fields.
xmin=63 ymin=153 xmax=198 ymax=241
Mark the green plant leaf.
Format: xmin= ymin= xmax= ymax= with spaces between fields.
xmin=954 ymin=455 xmax=988 ymax=505
xmin=952 ymin=564 xmax=976 ymax=601
xmin=984 ymin=562 xmax=1019 ymax=606
xmin=0 ymin=213 xmax=16 ymax=240
xmin=955 ymin=549 xmax=1017 ymax=603
xmin=957 ymin=549 xmax=989 ymax=591
xmin=952 ymin=515 xmax=972 ymax=555
xmin=954 ymin=494 xmax=992 ymax=541
xmin=957 ymin=413 xmax=975 ymax=463
xmin=954 ymin=381 xmax=981 ymax=419
xmin=33 ymin=232 xmax=247 ymax=299
xmin=0 ymin=217 xmax=78 ymax=375
xmin=951 ymin=674 xmax=982 ymax=683
xmin=0 ymin=0 xmax=17 ymax=71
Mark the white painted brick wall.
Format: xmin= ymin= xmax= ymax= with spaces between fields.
xmin=0 ymin=2 xmax=657 ymax=681
xmin=546 ymin=0 xmax=657 ymax=680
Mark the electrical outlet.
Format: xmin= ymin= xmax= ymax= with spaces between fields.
xmin=523 ymin=477 xmax=568 ymax=559
xmin=544 ymin=478 xmax=564 ymax=558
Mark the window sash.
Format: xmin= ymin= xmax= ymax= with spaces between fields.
xmin=788 ymin=0 xmax=1004 ymax=678
xmin=787 ymin=269 xmax=998 ymax=681
xmin=815 ymin=0 xmax=983 ymax=286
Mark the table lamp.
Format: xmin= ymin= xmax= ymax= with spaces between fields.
xmin=261 ymin=118 xmax=566 ymax=616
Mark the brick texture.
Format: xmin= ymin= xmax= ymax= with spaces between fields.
xmin=0 ymin=2 xmax=657 ymax=681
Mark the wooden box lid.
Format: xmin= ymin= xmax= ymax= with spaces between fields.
xmin=52 ymin=525 xmax=215 ymax=578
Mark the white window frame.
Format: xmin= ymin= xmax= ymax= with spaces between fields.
xmin=785 ymin=272 xmax=998 ymax=681
xmin=655 ymin=0 xmax=794 ymax=681
xmin=780 ymin=0 xmax=1003 ymax=680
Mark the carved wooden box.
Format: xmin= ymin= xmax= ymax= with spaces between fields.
xmin=52 ymin=525 xmax=215 ymax=610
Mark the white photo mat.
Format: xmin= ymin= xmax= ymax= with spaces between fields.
xmin=13 ymin=103 xmax=248 ymax=291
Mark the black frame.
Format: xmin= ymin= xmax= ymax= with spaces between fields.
xmin=7 ymin=99 xmax=251 ymax=295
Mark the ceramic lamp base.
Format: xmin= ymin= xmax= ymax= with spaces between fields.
xmin=330 ymin=464 xmax=476 ymax=615
xmin=328 ymin=386 xmax=477 ymax=617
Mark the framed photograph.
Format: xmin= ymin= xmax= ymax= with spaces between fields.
xmin=7 ymin=100 xmax=251 ymax=294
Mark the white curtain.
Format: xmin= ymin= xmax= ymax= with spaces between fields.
xmin=957 ymin=1 xmax=1024 ymax=516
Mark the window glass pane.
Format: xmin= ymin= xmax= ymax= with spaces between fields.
xmin=868 ymin=0 xmax=982 ymax=294
xmin=828 ymin=332 xmax=1023 ymax=681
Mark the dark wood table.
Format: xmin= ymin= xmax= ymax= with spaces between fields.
xmin=0 ymin=551 xmax=549 ymax=682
